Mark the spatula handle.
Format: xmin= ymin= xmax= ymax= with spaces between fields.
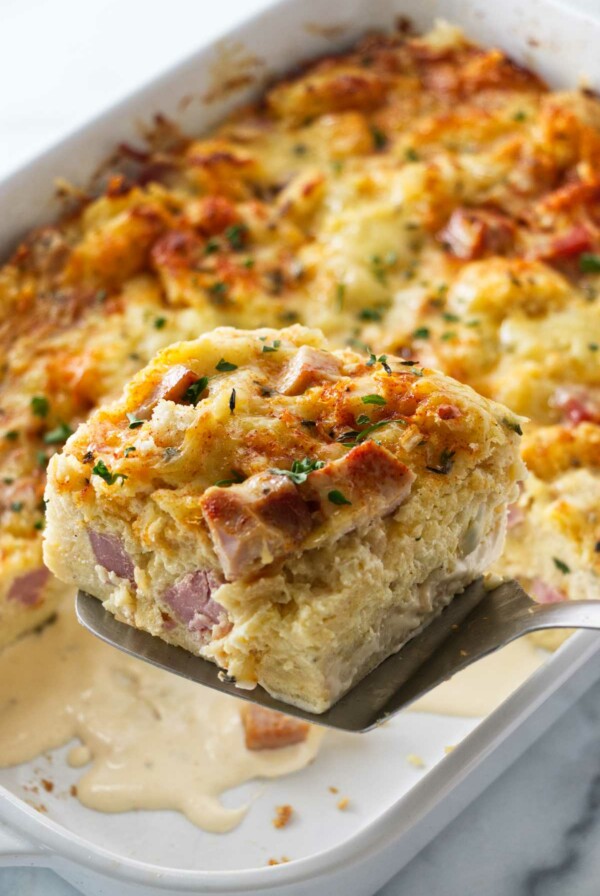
xmin=526 ymin=599 xmax=600 ymax=633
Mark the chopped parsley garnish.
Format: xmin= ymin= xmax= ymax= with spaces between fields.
xmin=44 ymin=422 xmax=73 ymax=445
xmin=154 ymin=316 xmax=167 ymax=330
xmin=442 ymin=312 xmax=460 ymax=323
xmin=293 ymin=143 xmax=308 ymax=156
xmin=370 ymin=251 xmax=398 ymax=285
xmin=242 ymin=256 xmax=255 ymax=268
xmin=37 ymin=451 xmax=48 ymax=468
xmin=2 ymin=477 xmax=13 ymax=484
xmin=33 ymin=519 xmax=45 ymax=530
xmin=413 ymin=326 xmax=430 ymax=340
xmin=358 ymin=308 xmax=383 ymax=322
xmin=182 ymin=376 xmax=210 ymax=404
xmin=361 ymin=394 xmax=386 ymax=406
xmin=503 ymin=417 xmax=523 ymax=435
xmin=262 ymin=340 xmax=281 ymax=353
xmin=124 ymin=446 xmax=136 ymax=457
xmin=553 ymin=557 xmax=571 ymax=574
xmin=205 ymin=238 xmax=220 ymax=254
xmin=225 ymin=223 xmax=249 ymax=251
xmin=301 ymin=419 xmax=317 ymax=427
xmin=269 ymin=457 xmax=325 ymax=485
xmin=335 ymin=282 xmax=346 ymax=311
xmin=229 ymin=388 xmax=236 ymax=413
xmin=400 ymin=359 xmax=418 ymax=366
xmin=10 ymin=501 xmax=23 ymax=512
xmin=426 ymin=448 xmax=455 ymax=475
xmin=589 ymin=342 xmax=599 ymax=352
xmin=366 ymin=353 xmax=392 ymax=375
xmin=208 ymin=281 xmax=229 ymax=303
xmin=580 ymin=253 xmax=600 ymax=273
xmin=215 ymin=469 xmax=245 ymax=487
xmin=31 ymin=396 xmax=49 ymax=418
xmin=595 ymin=541 xmax=600 ymax=553
xmin=328 ymin=490 xmax=352 ymax=506
xmin=92 ymin=459 xmax=127 ymax=486
xmin=405 ymin=147 xmax=420 ymax=162
xmin=339 ymin=417 xmax=404 ymax=445
xmin=4 ymin=430 xmax=19 ymax=441
xmin=215 ymin=359 xmax=238 ymax=372
xmin=513 ymin=110 xmax=527 ymax=122
xmin=356 ymin=414 xmax=370 ymax=425
xmin=466 ymin=319 xmax=481 ymax=327
xmin=370 ymin=125 xmax=388 ymax=151
xmin=126 ymin=412 xmax=144 ymax=429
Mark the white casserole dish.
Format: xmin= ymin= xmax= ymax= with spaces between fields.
xmin=2 ymin=0 xmax=600 ymax=893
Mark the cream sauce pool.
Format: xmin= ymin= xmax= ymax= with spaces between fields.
xmin=0 ymin=598 xmax=323 ymax=833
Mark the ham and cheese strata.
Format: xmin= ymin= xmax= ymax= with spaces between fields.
xmin=2 ymin=21 xmax=600 ymax=653
xmin=43 ymin=326 xmax=523 ymax=712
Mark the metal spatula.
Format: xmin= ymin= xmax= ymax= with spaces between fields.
xmin=76 ymin=579 xmax=600 ymax=732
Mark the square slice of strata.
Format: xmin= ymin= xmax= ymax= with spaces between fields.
xmin=44 ymin=325 xmax=524 ymax=712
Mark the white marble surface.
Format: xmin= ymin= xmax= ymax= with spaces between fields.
xmin=2 ymin=0 xmax=600 ymax=893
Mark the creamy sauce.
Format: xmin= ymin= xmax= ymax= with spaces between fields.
xmin=0 ymin=598 xmax=322 ymax=832
xmin=411 ymin=638 xmax=545 ymax=717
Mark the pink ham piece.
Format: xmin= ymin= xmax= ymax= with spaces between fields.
xmin=530 ymin=578 xmax=568 ymax=604
xmin=278 ymin=345 xmax=341 ymax=396
xmin=437 ymin=404 xmax=461 ymax=420
xmin=136 ymin=365 xmax=201 ymax=419
xmin=7 ymin=567 xmax=49 ymax=606
xmin=553 ymin=386 xmax=600 ymax=426
xmin=303 ymin=441 xmax=415 ymax=530
xmin=161 ymin=569 xmax=228 ymax=634
xmin=88 ymin=530 xmax=135 ymax=585
xmin=439 ymin=207 xmax=515 ymax=260
xmin=200 ymin=472 xmax=313 ymax=581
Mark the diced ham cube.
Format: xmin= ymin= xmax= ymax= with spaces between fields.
xmin=553 ymin=386 xmax=600 ymax=426
xmin=136 ymin=365 xmax=200 ymax=419
xmin=537 ymin=224 xmax=593 ymax=261
xmin=7 ymin=567 xmax=49 ymax=606
xmin=278 ymin=346 xmax=341 ymax=396
xmin=530 ymin=578 xmax=567 ymax=604
xmin=439 ymin=208 xmax=515 ymax=260
xmin=200 ymin=473 xmax=313 ymax=581
xmin=241 ymin=704 xmax=310 ymax=750
xmin=304 ymin=441 xmax=415 ymax=530
xmin=88 ymin=530 xmax=135 ymax=585
xmin=162 ymin=569 xmax=228 ymax=635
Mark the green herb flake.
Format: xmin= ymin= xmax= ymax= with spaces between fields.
xmin=300 ymin=419 xmax=317 ymax=428
xmin=426 ymin=448 xmax=455 ymax=475
xmin=215 ymin=359 xmax=238 ymax=372
xmin=442 ymin=312 xmax=460 ymax=323
xmin=356 ymin=414 xmax=370 ymax=425
xmin=361 ymin=394 xmax=386 ymax=406
xmin=44 ymin=422 xmax=73 ymax=445
xmin=204 ymin=238 xmax=220 ymax=255
xmin=370 ymin=125 xmax=388 ymax=151
xmin=405 ymin=147 xmax=420 ymax=162
xmin=33 ymin=519 xmax=45 ymax=531
xmin=328 ymin=490 xmax=352 ymax=506
xmin=503 ymin=417 xmax=523 ymax=436
xmin=215 ymin=469 xmax=245 ymax=487
xmin=225 ymin=223 xmax=249 ymax=251
xmin=513 ymin=110 xmax=527 ymax=122
xmin=553 ymin=557 xmax=571 ymax=574
xmin=4 ymin=430 xmax=19 ymax=441
xmin=182 ymin=376 xmax=210 ymax=405
xmin=36 ymin=451 xmax=48 ymax=468
xmin=358 ymin=308 xmax=383 ymax=322
xmin=229 ymin=388 xmax=236 ymax=414
xmin=269 ymin=458 xmax=326 ymax=485
xmin=31 ymin=396 xmax=49 ymax=418
xmin=208 ymin=281 xmax=229 ymax=303
xmin=441 ymin=331 xmax=457 ymax=342
xmin=10 ymin=501 xmax=23 ymax=512
xmin=262 ymin=340 xmax=281 ymax=353
xmin=92 ymin=459 xmax=127 ymax=486
xmin=126 ymin=412 xmax=145 ymax=429
xmin=242 ymin=257 xmax=255 ymax=269
xmin=153 ymin=316 xmax=167 ymax=330
xmin=580 ymin=253 xmax=600 ymax=274
xmin=589 ymin=342 xmax=599 ymax=352
xmin=335 ymin=282 xmax=346 ymax=311
xmin=124 ymin=446 xmax=136 ymax=457
xmin=413 ymin=327 xmax=430 ymax=340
